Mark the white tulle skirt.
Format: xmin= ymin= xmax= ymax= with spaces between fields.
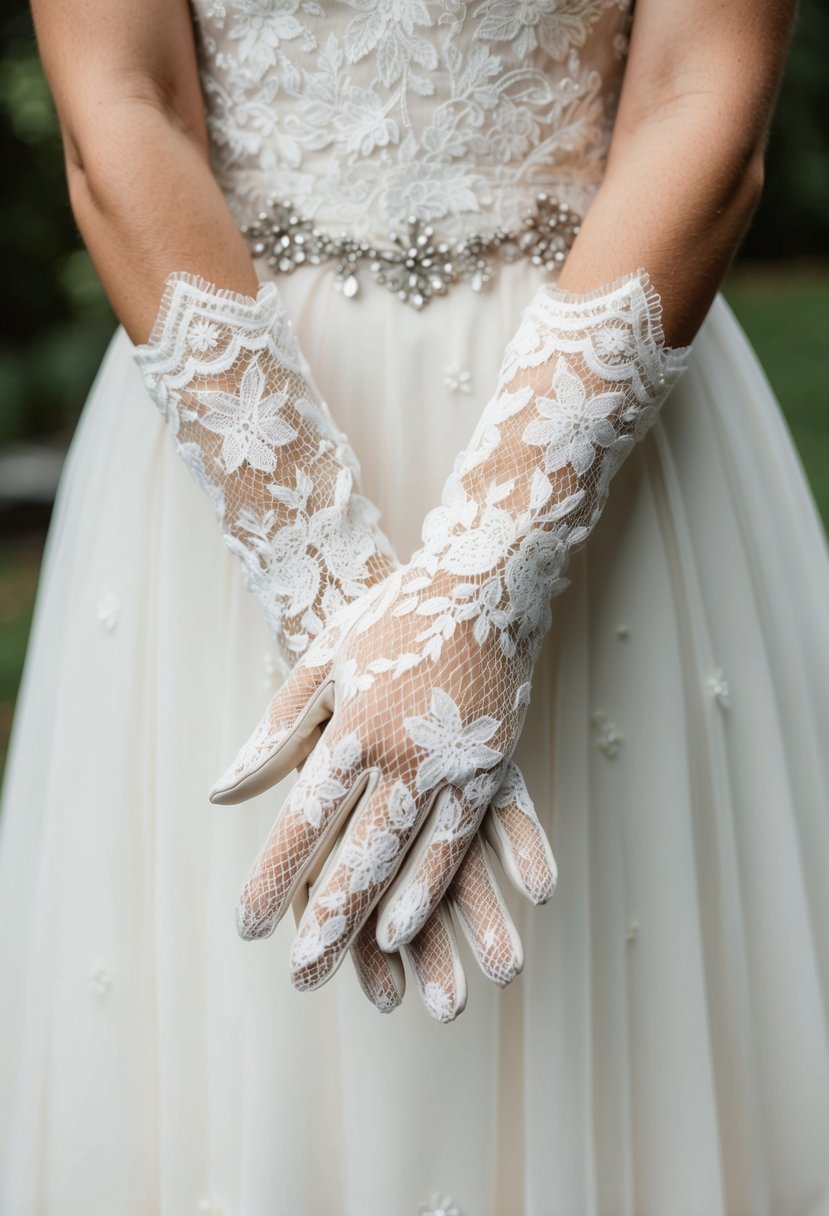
xmin=2 ymin=257 xmax=829 ymax=1216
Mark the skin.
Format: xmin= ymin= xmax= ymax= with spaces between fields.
xmin=30 ymin=0 xmax=797 ymax=346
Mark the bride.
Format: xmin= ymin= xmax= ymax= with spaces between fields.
xmin=2 ymin=0 xmax=829 ymax=1211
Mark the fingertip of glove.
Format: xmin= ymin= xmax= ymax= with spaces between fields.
xmin=373 ymin=989 xmax=403 ymax=1015
xmin=376 ymin=888 xmax=428 ymax=953
xmin=427 ymin=991 xmax=466 ymax=1025
xmin=375 ymin=917 xmax=407 ymax=954
xmin=209 ymin=784 xmax=234 ymax=805
xmin=236 ymin=899 xmax=278 ymax=941
xmin=209 ymin=764 xmax=252 ymax=805
xmin=533 ymin=865 xmax=558 ymax=906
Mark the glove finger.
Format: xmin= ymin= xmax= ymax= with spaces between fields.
xmin=236 ymin=729 xmax=371 ymax=940
xmin=403 ymin=904 xmax=467 ymax=1024
xmin=485 ymin=761 xmax=558 ymax=905
xmin=376 ymin=782 xmax=483 ymax=952
xmin=289 ymin=776 xmax=432 ymax=992
xmin=292 ymin=828 xmax=406 ymax=1014
xmin=448 ymin=835 xmax=524 ymax=987
xmin=210 ymin=658 xmax=335 ymax=805
xmin=350 ymin=909 xmax=406 ymax=1015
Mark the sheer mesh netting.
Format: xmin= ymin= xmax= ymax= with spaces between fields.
xmin=214 ymin=268 xmax=691 ymax=1000
xmin=134 ymin=272 xmax=559 ymax=1021
xmin=133 ymin=273 xmax=395 ymax=663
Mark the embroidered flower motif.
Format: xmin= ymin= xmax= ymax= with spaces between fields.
xmin=488 ymin=97 xmax=540 ymax=162
xmin=453 ymin=575 xmax=509 ymax=646
xmin=89 ymin=960 xmax=113 ymax=998
xmin=195 ymin=0 xmax=632 ymax=245
xmin=335 ymin=85 xmax=400 ymax=156
xmin=431 ymin=789 xmax=468 ymax=842
xmin=419 ymin=983 xmax=456 ymax=1024
xmin=211 ymin=714 xmax=291 ymax=795
xmin=288 ymin=733 xmax=362 ymax=829
xmin=591 ymin=318 xmax=637 ymax=365
xmin=405 ymin=689 xmax=503 ymax=793
xmin=227 ymin=0 xmax=316 ymax=80
xmin=385 ymin=879 xmax=432 ymax=941
xmin=514 ymin=681 xmax=532 ymax=710
xmin=460 ymin=768 xmax=502 ymax=812
xmin=291 ymin=906 xmax=348 ymax=966
xmin=503 ymin=527 xmax=569 ymax=642
xmin=96 ymin=591 xmax=120 ymax=632
xmin=523 ymin=356 xmax=624 ymax=476
xmin=439 ymin=505 xmax=518 ymax=576
xmin=591 ymin=710 xmax=623 ymax=758
xmin=193 ymin=357 xmax=298 ymax=473
xmin=341 ymin=0 xmax=438 ymax=88
xmin=387 ymin=780 xmax=419 ymax=830
xmin=444 ymin=363 xmax=472 ymax=394
xmin=343 ymin=828 xmax=401 ymax=893
xmin=474 ymin=0 xmax=616 ymax=60
xmin=491 ymin=761 xmax=537 ymax=820
xmin=187 ymin=318 xmax=221 ymax=352
xmin=708 ymin=667 xmax=732 ymax=710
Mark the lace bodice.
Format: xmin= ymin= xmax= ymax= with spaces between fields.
xmin=191 ymin=0 xmax=634 ymax=242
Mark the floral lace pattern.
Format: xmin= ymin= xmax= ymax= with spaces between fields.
xmin=135 ymin=272 xmax=559 ymax=1021
xmin=191 ymin=0 xmax=633 ymax=239
xmin=133 ymin=272 xmax=394 ymax=663
xmin=218 ymin=269 xmax=690 ymax=992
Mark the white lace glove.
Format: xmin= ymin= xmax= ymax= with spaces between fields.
xmin=132 ymin=273 xmax=393 ymax=663
xmin=133 ymin=271 xmax=557 ymax=1020
xmin=212 ymin=268 xmax=691 ymax=996
xmin=308 ymin=758 xmax=556 ymax=1021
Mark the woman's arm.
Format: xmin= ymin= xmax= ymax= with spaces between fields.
xmin=557 ymin=0 xmax=798 ymax=343
xmin=31 ymin=0 xmax=257 ymax=341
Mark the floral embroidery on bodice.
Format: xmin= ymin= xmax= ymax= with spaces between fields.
xmin=191 ymin=0 xmax=633 ymax=241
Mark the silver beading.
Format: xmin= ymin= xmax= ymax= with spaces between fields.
xmin=242 ymin=193 xmax=582 ymax=310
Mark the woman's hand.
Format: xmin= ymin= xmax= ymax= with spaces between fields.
xmin=213 ymin=269 xmax=691 ymax=996
xmin=211 ymin=583 xmax=558 ymax=997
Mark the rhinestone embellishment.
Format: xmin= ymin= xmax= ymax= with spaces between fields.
xmin=242 ymin=193 xmax=582 ymax=309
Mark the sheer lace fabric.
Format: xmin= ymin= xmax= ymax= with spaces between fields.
xmin=134 ymin=271 xmax=557 ymax=1019
xmin=222 ymin=268 xmax=691 ymax=994
xmin=133 ymin=273 xmax=394 ymax=665
xmin=191 ymin=0 xmax=634 ymax=241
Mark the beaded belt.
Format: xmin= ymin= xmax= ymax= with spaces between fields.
xmin=242 ymin=193 xmax=581 ymax=310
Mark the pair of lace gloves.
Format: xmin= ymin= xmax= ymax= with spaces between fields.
xmin=135 ymin=266 xmax=690 ymax=1021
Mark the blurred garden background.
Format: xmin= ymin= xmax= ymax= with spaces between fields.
xmin=1 ymin=0 xmax=828 ymax=771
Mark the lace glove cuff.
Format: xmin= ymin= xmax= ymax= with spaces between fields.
xmin=133 ymin=272 xmax=394 ymax=665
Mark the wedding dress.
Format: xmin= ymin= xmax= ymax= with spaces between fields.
xmin=3 ymin=1 xmax=829 ymax=1213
